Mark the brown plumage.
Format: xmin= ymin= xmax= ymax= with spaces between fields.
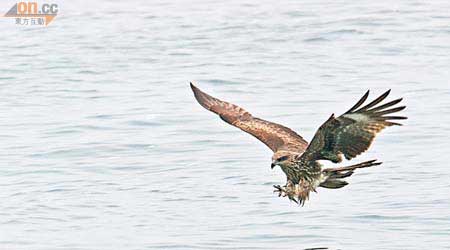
xmin=190 ymin=83 xmax=406 ymax=206
xmin=190 ymin=83 xmax=308 ymax=153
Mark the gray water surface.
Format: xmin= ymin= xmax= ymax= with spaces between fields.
xmin=1 ymin=0 xmax=450 ymax=249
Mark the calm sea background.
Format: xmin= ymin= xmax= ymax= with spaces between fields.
xmin=1 ymin=0 xmax=449 ymax=249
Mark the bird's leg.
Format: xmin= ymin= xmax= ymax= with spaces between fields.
xmin=273 ymin=184 xmax=286 ymax=197
xmin=273 ymin=181 xmax=299 ymax=203
xmin=295 ymin=180 xmax=311 ymax=207
xmin=279 ymin=179 xmax=311 ymax=206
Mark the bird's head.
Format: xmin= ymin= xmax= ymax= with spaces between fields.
xmin=271 ymin=151 xmax=295 ymax=169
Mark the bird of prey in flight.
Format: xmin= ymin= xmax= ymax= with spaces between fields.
xmin=190 ymin=83 xmax=406 ymax=205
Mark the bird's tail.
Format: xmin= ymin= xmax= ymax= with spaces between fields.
xmin=319 ymin=160 xmax=382 ymax=189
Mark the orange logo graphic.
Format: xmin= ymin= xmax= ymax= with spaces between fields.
xmin=3 ymin=2 xmax=58 ymax=26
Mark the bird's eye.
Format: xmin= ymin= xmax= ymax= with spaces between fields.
xmin=277 ymin=156 xmax=289 ymax=162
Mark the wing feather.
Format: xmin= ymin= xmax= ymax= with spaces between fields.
xmin=346 ymin=90 xmax=369 ymax=113
xmin=190 ymin=83 xmax=308 ymax=153
xmin=300 ymin=90 xmax=407 ymax=163
xmin=357 ymin=89 xmax=391 ymax=111
xmin=369 ymin=98 xmax=403 ymax=112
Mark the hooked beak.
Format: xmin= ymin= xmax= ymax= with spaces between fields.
xmin=271 ymin=163 xmax=276 ymax=169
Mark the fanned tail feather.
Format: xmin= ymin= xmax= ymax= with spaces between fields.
xmin=319 ymin=160 xmax=382 ymax=189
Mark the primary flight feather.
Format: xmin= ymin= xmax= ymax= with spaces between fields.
xmin=190 ymin=83 xmax=406 ymax=205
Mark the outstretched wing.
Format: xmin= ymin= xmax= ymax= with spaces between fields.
xmin=299 ymin=90 xmax=406 ymax=163
xmin=190 ymin=83 xmax=308 ymax=153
